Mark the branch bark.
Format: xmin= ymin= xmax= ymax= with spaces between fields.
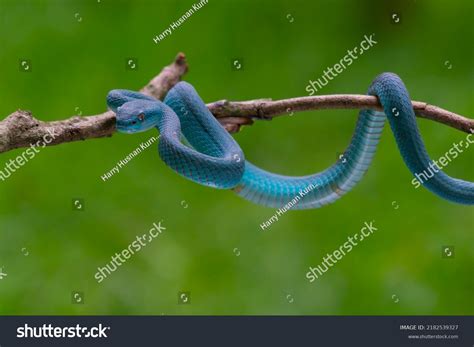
xmin=0 ymin=53 xmax=188 ymax=154
xmin=0 ymin=53 xmax=472 ymax=154
xmin=211 ymin=96 xmax=474 ymax=134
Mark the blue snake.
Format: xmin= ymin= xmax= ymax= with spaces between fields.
xmin=107 ymin=73 xmax=474 ymax=209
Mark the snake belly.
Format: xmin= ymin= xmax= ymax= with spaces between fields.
xmin=110 ymin=73 xmax=474 ymax=209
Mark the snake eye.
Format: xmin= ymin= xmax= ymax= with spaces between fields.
xmin=138 ymin=113 xmax=145 ymax=121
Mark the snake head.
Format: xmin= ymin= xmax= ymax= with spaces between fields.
xmin=107 ymin=89 xmax=156 ymax=112
xmin=115 ymin=99 xmax=159 ymax=134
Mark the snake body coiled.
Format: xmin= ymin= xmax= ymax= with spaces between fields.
xmin=107 ymin=73 xmax=474 ymax=209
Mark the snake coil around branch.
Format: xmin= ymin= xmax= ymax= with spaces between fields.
xmin=0 ymin=52 xmax=472 ymax=156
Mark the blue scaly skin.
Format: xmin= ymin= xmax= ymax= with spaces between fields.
xmin=107 ymin=73 xmax=474 ymax=209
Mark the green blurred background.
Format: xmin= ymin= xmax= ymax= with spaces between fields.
xmin=0 ymin=0 xmax=472 ymax=315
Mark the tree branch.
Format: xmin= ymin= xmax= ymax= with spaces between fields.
xmin=0 ymin=53 xmax=188 ymax=154
xmin=0 ymin=53 xmax=472 ymax=154
xmin=211 ymin=96 xmax=474 ymax=134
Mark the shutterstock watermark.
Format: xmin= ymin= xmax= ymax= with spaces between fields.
xmin=411 ymin=129 xmax=474 ymax=188
xmin=0 ymin=129 xmax=58 ymax=182
xmin=94 ymin=220 xmax=166 ymax=283
xmin=17 ymin=323 xmax=109 ymax=339
xmin=306 ymin=220 xmax=378 ymax=283
xmin=305 ymin=33 xmax=378 ymax=96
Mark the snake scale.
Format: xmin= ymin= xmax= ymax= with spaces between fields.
xmin=107 ymin=73 xmax=474 ymax=209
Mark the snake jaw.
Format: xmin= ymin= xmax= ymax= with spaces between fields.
xmin=115 ymin=100 xmax=160 ymax=133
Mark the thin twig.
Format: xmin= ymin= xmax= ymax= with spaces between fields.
xmin=0 ymin=53 xmax=472 ymax=154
